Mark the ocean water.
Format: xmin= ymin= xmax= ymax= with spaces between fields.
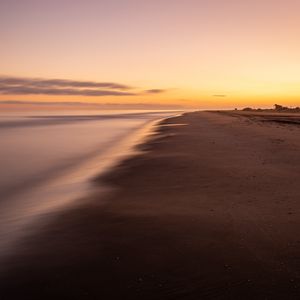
xmin=0 ymin=110 xmax=180 ymax=256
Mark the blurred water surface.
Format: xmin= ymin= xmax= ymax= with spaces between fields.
xmin=0 ymin=110 xmax=179 ymax=256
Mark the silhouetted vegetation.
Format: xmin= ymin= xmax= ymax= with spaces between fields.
xmin=241 ymin=104 xmax=300 ymax=113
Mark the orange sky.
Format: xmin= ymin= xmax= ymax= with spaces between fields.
xmin=1 ymin=0 xmax=300 ymax=109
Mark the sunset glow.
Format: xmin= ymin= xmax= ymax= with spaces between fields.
xmin=1 ymin=1 xmax=300 ymax=297
xmin=1 ymin=0 xmax=300 ymax=109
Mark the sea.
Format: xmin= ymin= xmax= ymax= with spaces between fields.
xmin=0 ymin=109 xmax=181 ymax=256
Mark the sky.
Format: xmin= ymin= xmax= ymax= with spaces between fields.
xmin=1 ymin=0 xmax=300 ymax=109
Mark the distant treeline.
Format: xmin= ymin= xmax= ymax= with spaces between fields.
xmin=241 ymin=104 xmax=300 ymax=113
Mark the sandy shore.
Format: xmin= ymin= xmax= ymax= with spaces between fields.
xmin=1 ymin=111 xmax=300 ymax=299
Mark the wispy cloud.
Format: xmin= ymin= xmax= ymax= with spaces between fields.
xmin=0 ymin=76 xmax=167 ymax=97
xmin=0 ymin=85 xmax=136 ymax=96
xmin=144 ymin=89 xmax=167 ymax=94
xmin=0 ymin=76 xmax=132 ymax=90
xmin=213 ymin=94 xmax=227 ymax=97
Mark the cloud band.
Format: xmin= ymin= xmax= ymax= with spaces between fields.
xmin=0 ymin=76 xmax=167 ymax=97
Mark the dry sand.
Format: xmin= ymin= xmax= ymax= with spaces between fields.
xmin=1 ymin=111 xmax=300 ymax=299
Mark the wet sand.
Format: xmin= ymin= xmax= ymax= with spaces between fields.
xmin=1 ymin=111 xmax=300 ymax=299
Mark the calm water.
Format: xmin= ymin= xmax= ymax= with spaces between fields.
xmin=0 ymin=110 xmax=180 ymax=256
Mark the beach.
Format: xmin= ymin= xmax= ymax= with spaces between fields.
xmin=1 ymin=111 xmax=300 ymax=299
xmin=0 ymin=110 xmax=176 ymax=257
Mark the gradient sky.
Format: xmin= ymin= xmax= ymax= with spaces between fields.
xmin=1 ymin=0 xmax=300 ymax=109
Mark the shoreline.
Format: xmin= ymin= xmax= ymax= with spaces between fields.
xmin=1 ymin=111 xmax=300 ymax=299
xmin=0 ymin=113 xmax=178 ymax=263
